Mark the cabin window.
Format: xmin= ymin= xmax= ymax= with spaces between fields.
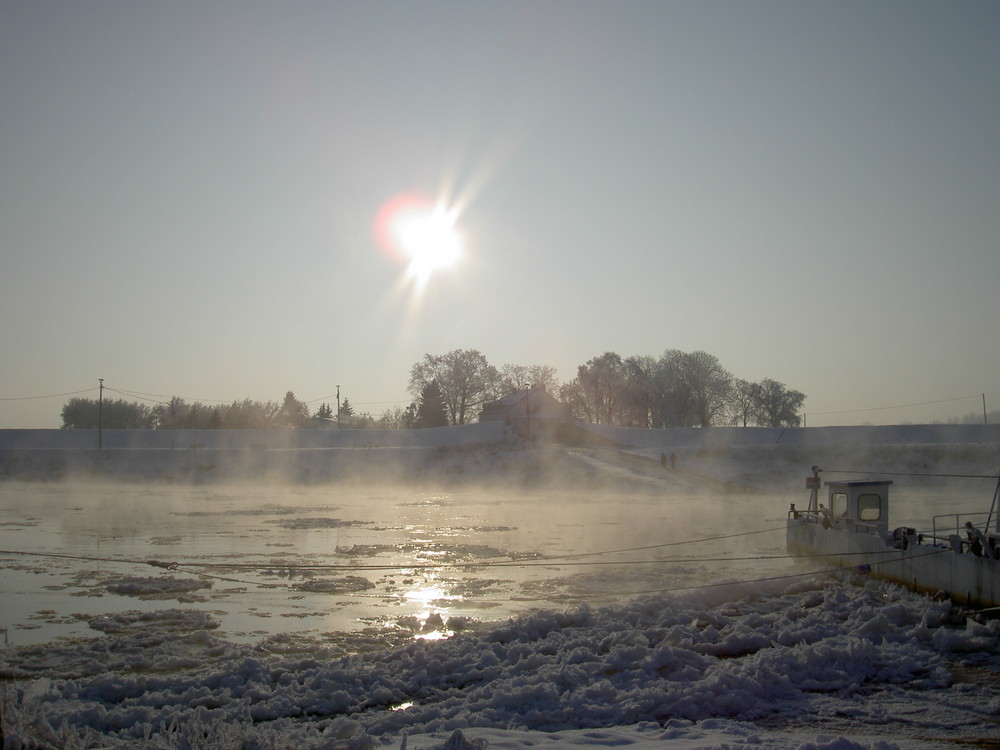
xmin=831 ymin=492 xmax=848 ymax=519
xmin=858 ymin=494 xmax=881 ymax=522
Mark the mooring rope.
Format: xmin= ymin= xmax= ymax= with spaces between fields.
xmin=822 ymin=469 xmax=999 ymax=480
xmin=0 ymin=524 xmax=790 ymax=575
xmin=0 ymin=538 xmax=959 ymax=611
xmin=0 ymin=529 xmax=946 ymax=577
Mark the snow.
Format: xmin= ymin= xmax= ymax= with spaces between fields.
xmin=104 ymin=575 xmax=214 ymax=599
xmin=2 ymin=426 xmax=1000 ymax=748
xmin=4 ymin=580 xmax=998 ymax=748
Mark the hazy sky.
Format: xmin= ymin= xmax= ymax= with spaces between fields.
xmin=2 ymin=1 xmax=998 ymax=428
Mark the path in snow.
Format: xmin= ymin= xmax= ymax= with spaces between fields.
xmin=567 ymin=448 xmax=756 ymax=493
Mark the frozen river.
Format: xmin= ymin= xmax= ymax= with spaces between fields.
xmin=3 ymin=476 xmax=1000 ymax=748
xmin=1 ymin=480 xmax=797 ymax=647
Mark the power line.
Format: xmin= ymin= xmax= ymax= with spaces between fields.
xmin=106 ymin=386 xmax=405 ymax=409
xmin=807 ymin=394 xmax=982 ymax=417
xmin=823 ymin=469 xmax=1000 ymax=480
xmin=304 ymin=395 xmax=410 ymax=406
xmin=0 ymin=383 xmax=405 ymax=409
xmin=104 ymin=388 xmax=170 ymax=405
xmin=108 ymin=387 xmax=236 ymax=405
xmin=0 ymin=387 xmax=97 ymax=401
xmin=304 ymin=393 xmax=339 ymax=404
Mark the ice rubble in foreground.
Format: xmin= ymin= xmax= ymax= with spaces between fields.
xmin=4 ymin=575 xmax=1000 ymax=749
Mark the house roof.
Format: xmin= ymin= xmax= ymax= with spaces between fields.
xmin=492 ymin=390 xmax=529 ymax=407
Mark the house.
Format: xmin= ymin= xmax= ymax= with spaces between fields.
xmin=479 ymin=385 xmax=569 ymax=439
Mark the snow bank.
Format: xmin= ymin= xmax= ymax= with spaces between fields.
xmin=4 ymin=578 xmax=998 ymax=748
xmin=3 ymin=423 xmax=997 ymax=485
xmin=0 ymin=423 xmax=506 ymax=451
xmin=587 ymin=424 xmax=1000 ymax=449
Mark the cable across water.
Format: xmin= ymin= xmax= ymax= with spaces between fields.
xmin=0 ymin=525 xmax=789 ymax=574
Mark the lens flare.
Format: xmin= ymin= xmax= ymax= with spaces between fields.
xmin=374 ymin=193 xmax=464 ymax=286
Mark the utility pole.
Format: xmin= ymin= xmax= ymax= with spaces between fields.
xmin=98 ymin=378 xmax=104 ymax=449
xmin=985 ymin=393 xmax=989 ymax=425
xmin=336 ymin=385 xmax=341 ymax=429
xmin=525 ymin=388 xmax=530 ymax=441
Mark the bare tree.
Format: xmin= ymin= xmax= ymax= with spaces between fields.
xmin=653 ymin=349 xmax=694 ymax=427
xmin=620 ymin=355 xmax=657 ymax=427
xmin=556 ymin=348 xmax=804 ymax=428
xmin=499 ymin=364 xmax=559 ymax=394
xmin=408 ymin=349 xmax=498 ymax=425
xmin=568 ymin=352 xmax=626 ymax=425
xmin=61 ymin=398 xmax=154 ymax=429
xmin=727 ymin=378 xmax=758 ymax=427
xmin=378 ymin=405 xmax=408 ymax=429
xmin=678 ymin=351 xmax=733 ymax=427
xmin=222 ymin=399 xmax=281 ymax=429
xmin=558 ymin=380 xmax=584 ymax=422
xmin=753 ymin=378 xmax=805 ymax=427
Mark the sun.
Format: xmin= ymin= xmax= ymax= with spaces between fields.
xmin=397 ymin=204 xmax=462 ymax=280
xmin=375 ymin=194 xmax=465 ymax=285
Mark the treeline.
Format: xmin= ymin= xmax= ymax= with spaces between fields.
xmin=949 ymin=410 xmax=1000 ymax=425
xmin=61 ymin=392 xmax=360 ymax=430
xmin=560 ymin=350 xmax=804 ymax=427
xmin=408 ymin=349 xmax=804 ymax=428
xmin=60 ymin=348 xmax=805 ymax=429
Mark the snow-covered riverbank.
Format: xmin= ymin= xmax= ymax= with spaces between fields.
xmin=1 ymin=422 xmax=998 ymax=486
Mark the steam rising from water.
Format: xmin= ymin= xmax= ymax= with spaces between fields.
xmin=3 ymin=435 xmax=1000 ymax=748
xmin=2 ymin=438 xmax=995 ymax=648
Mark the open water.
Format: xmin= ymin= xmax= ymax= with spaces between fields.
xmin=0 ymin=480 xmax=804 ymax=647
xmin=1 ymin=479 xmax=986 ymax=648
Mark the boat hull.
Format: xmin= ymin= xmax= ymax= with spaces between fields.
xmin=787 ymin=517 xmax=1000 ymax=611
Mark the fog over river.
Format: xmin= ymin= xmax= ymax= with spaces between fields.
xmin=0 ymin=476 xmax=796 ymax=647
xmin=2 ymin=433 xmax=1000 ymax=749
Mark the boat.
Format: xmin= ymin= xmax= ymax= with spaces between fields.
xmin=786 ymin=466 xmax=1000 ymax=611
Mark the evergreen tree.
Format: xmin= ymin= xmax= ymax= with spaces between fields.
xmin=415 ymin=380 xmax=448 ymax=428
xmin=277 ymin=391 xmax=309 ymax=428
xmin=340 ymin=398 xmax=355 ymax=418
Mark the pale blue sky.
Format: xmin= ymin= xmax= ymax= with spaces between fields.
xmin=2 ymin=1 xmax=998 ymax=428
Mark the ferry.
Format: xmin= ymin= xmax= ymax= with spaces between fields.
xmin=786 ymin=467 xmax=1000 ymax=611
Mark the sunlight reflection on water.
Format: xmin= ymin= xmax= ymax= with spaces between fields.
xmin=1 ymin=479 xmax=985 ymax=647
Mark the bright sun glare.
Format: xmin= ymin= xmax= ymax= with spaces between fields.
xmin=375 ymin=194 xmax=465 ymax=286
xmin=399 ymin=206 xmax=461 ymax=274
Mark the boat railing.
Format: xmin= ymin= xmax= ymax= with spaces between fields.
xmin=932 ymin=511 xmax=991 ymax=538
xmin=787 ymin=506 xmax=885 ymax=537
xmin=787 ymin=506 xmax=824 ymax=521
xmin=929 ymin=511 xmax=992 ymax=545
